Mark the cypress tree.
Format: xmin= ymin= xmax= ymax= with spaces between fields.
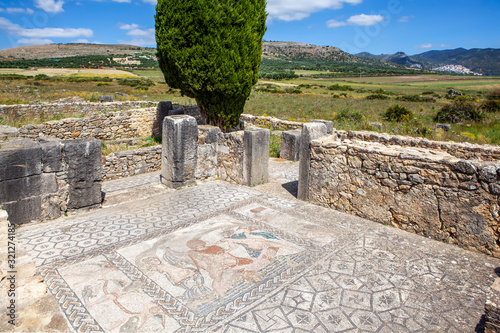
xmin=155 ymin=0 xmax=267 ymax=131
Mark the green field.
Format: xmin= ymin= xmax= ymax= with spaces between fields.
xmin=1 ymin=70 xmax=499 ymax=144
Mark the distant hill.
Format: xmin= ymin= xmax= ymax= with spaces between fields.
xmin=357 ymin=48 xmax=500 ymax=76
xmin=412 ymin=48 xmax=500 ymax=76
xmin=0 ymin=43 xmax=155 ymax=60
xmin=262 ymin=41 xmax=357 ymax=62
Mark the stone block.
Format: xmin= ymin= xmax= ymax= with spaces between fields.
xmin=243 ymin=128 xmax=270 ymax=186
xmin=198 ymin=125 xmax=221 ymax=145
xmin=0 ymin=175 xmax=41 ymax=204
xmin=62 ymin=138 xmax=102 ymax=209
xmin=280 ymin=129 xmax=301 ymax=161
xmin=0 ymin=125 xmax=19 ymax=142
xmin=99 ymin=95 xmax=113 ymax=102
xmin=67 ymin=186 xmax=102 ymax=210
xmin=0 ymin=139 xmax=41 ymax=181
xmin=39 ymin=138 xmax=62 ymax=173
xmin=3 ymin=196 xmax=41 ymax=225
xmin=479 ymin=166 xmax=498 ymax=183
xmin=312 ymin=119 xmax=334 ymax=134
xmin=41 ymin=173 xmax=58 ymax=194
xmin=161 ymin=115 xmax=198 ymax=188
xmin=298 ymin=123 xmax=328 ymax=201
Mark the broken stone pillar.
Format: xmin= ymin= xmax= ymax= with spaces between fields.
xmin=63 ymin=138 xmax=102 ymax=210
xmin=243 ymin=128 xmax=270 ymax=186
xmin=280 ymin=129 xmax=301 ymax=161
xmin=298 ymin=122 xmax=328 ymax=201
xmin=161 ymin=115 xmax=198 ymax=188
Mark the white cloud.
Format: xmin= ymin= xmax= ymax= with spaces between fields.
xmin=327 ymin=14 xmax=384 ymax=28
xmin=0 ymin=9 xmax=4 ymax=12
xmin=346 ymin=14 xmax=384 ymax=26
xmin=127 ymin=28 xmax=154 ymax=38
xmin=17 ymin=38 xmax=54 ymax=45
xmin=267 ymin=0 xmax=362 ymax=22
xmin=5 ymin=8 xmax=35 ymax=14
xmin=113 ymin=0 xmax=131 ymax=3
xmin=34 ymin=0 xmax=64 ymax=13
xmin=72 ymin=38 xmax=90 ymax=43
xmin=326 ymin=19 xmax=347 ymax=28
xmin=414 ymin=43 xmax=451 ymax=49
xmin=119 ymin=23 xmax=139 ymax=30
xmin=142 ymin=0 xmax=156 ymax=4
xmin=119 ymin=27 xmax=155 ymax=46
xmin=0 ymin=17 xmax=93 ymax=39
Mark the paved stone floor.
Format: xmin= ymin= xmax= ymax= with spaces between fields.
xmin=14 ymin=160 xmax=500 ymax=332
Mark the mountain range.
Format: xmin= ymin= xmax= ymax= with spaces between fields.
xmin=356 ymin=48 xmax=500 ymax=76
xmin=0 ymin=42 xmax=498 ymax=76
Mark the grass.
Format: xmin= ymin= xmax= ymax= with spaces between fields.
xmin=1 ymin=70 xmax=500 ymax=145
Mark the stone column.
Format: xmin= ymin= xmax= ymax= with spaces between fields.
xmin=298 ymin=123 xmax=328 ymax=201
xmin=280 ymin=129 xmax=301 ymax=161
xmin=63 ymin=138 xmax=102 ymax=210
xmin=154 ymin=101 xmax=173 ymax=136
xmin=243 ymin=128 xmax=270 ymax=186
xmin=161 ymin=115 xmax=198 ymax=188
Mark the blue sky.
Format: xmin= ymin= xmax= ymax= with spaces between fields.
xmin=0 ymin=0 xmax=498 ymax=55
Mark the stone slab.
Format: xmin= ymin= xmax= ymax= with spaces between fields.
xmin=4 ymin=195 xmax=41 ymax=225
xmin=39 ymin=138 xmax=63 ymax=173
xmin=0 ymin=139 xmax=41 ymax=181
xmin=0 ymin=175 xmax=41 ymax=204
xmin=280 ymin=129 xmax=301 ymax=161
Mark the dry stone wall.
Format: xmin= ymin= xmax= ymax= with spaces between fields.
xmin=18 ymin=107 xmax=157 ymax=140
xmin=102 ymin=145 xmax=162 ymax=181
xmin=345 ymin=130 xmax=500 ymax=160
xmin=0 ymin=101 xmax=156 ymax=120
xmin=306 ymin=136 xmax=500 ymax=257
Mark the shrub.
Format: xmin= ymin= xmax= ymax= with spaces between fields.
xmin=383 ymin=105 xmax=414 ymax=122
xmin=366 ymin=94 xmax=389 ymax=100
xmin=334 ymin=108 xmax=363 ymax=122
xmin=34 ymin=74 xmax=50 ymax=81
xmin=434 ymin=101 xmax=483 ymax=123
xmin=487 ymin=89 xmax=500 ymax=100
xmin=480 ymin=100 xmax=500 ymax=113
xmin=421 ymin=91 xmax=435 ymax=95
xmin=397 ymin=94 xmax=435 ymax=103
xmin=328 ymin=84 xmax=354 ymax=91
xmin=155 ymin=0 xmax=267 ymax=130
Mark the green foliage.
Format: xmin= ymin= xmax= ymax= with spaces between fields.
xmin=487 ymin=89 xmax=500 ymax=100
xmin=383 ymin=105 xmax=414 ymax=122
xmin=259 ymin=71 xmax=298 ymax=80
xmin=269 ymin=133 xmax=281 ymax=158
xmin=397 ymin=94 xmax=436 ymax=103
xmin=480 ymin=100 xmax=500 ymax=113
xmin=366 ymin=94 xmax=389 ymax=100
xmin=155 ymin=0 xmax=267 ymax=130
xmin=434 ymin=101 xmax=483 ymax=123
xmin=0 ymin=74 xmax=28 ymax=80
xmin=334 ymin=108 xmax=363 ymax=122
xmin=34 ymin=74 xmax=50 ymax=81
xmin=327 ymin=84 xmax=354 ymax=91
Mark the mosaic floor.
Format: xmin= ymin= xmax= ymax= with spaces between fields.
xmin=18 ymin=180 xmax=500 ymax=332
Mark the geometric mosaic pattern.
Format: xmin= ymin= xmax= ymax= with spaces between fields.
xmin=18 ymin=180 xmax=500 ymax=333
